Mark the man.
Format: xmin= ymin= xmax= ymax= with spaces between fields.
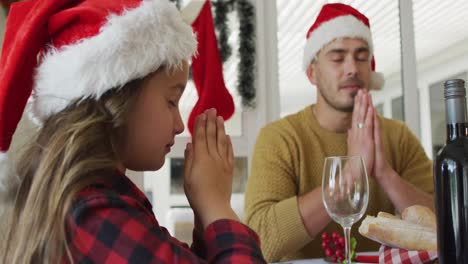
xmin=244 ymin=3 xmax=434 ymax=262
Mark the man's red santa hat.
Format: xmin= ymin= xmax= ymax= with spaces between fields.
xmin=302 ymin=3 xmax=384 ymax=90
xmin=0 ymin=0 xmax=197 ymax=190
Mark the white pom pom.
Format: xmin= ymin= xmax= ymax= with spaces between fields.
xmin=370 ymin=71 xmax=385 ymax=90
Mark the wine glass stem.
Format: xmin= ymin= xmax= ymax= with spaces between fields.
xmin=343 ymin=226 xmax=352 ymax=264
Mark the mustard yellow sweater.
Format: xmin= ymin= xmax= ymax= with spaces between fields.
xmin=244 ymin=105 xmax=434 ymax=262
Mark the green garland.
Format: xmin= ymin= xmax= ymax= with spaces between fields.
xmin=213 ymin=0 xmax=234 ymax=63
xmin=235 ymin=0 xmax=256 ymax=107
xmin=212 ymin=0 xmax=256 ymax=108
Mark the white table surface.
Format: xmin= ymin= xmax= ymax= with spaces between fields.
xmin=271 ymin=259 xmax=330 ymax=264
xmin=271 ymin=252 xmax=379 ymax=264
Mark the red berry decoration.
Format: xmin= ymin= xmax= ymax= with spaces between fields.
xmin=321 ymin=232 xmax=329 ymax=240
xmin=332 ymin=231 xmax=339 ymax=239
xmin=338 ymin=237 xmax=345 ymax=245
xmin=335 ymin=249 xmax=342 ymax=258
xmin=321 ymin=231 xmax=356 ymax=263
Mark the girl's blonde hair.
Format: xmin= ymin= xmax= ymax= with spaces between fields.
xmin=1 ymin=77 xmax=145 ymax=263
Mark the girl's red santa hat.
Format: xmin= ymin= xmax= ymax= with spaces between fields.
xmin=302 ymin=3 xmax=384 ymax=90
xmin=0 ymin=0 xmax=197 ymax=191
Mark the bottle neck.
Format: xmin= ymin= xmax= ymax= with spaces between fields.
xmin=446 ymin=97 xmax=468 ymax=142
xmin=447 ymin=123 xmax=468 ymax=142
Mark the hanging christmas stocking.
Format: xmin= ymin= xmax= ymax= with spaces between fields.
xmin=188 ymin=0 xmax=235 ymax=135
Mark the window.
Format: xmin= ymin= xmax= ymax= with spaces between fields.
xmin=413 ymin=0 xmax=468 ymax=156
xmin=391 ymin=96 xmax=404 ymax=121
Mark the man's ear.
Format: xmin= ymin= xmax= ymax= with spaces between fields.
xmin=306 ymin=63 xmax=318 ymax=85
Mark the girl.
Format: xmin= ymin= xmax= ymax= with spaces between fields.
xmin=0 ymin=0 xmax=266 ymax=263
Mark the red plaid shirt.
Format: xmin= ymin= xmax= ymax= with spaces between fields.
xmin=65 ymin=171 xmax=266 ymax=263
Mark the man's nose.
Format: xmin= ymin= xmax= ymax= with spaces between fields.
xmin=344 ymin=58 xmax=358 ymax=77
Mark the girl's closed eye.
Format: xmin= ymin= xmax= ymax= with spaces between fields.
xmin=168 ymin=100 xmax=177 ymax=108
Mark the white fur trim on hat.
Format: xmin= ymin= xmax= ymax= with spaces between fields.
xmin=30 ymin=0 xmax=197 ymax=122
xmin=302 ymin=15 xmax=373 ymax=70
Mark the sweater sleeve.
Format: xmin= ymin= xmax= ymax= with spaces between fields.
xmin=244 ymin=125 xmax=311 ymax=262
xmin=397 ymin=124 xmax=434 ymax=194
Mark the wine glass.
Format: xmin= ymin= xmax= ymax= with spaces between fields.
xmin=322 ymin=156 xmax=369 ymax=264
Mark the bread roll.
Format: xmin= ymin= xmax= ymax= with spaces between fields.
xmin=358 ymin=215 xmax=437 ymax=251
xmin=402 ymin=205 xmax=436 ymax=231
xmin=377 ymin=211 xmax=400 ymax=220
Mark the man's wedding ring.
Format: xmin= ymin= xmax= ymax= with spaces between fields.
xmin=358 ymin=123 xmax=364 ymax=129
